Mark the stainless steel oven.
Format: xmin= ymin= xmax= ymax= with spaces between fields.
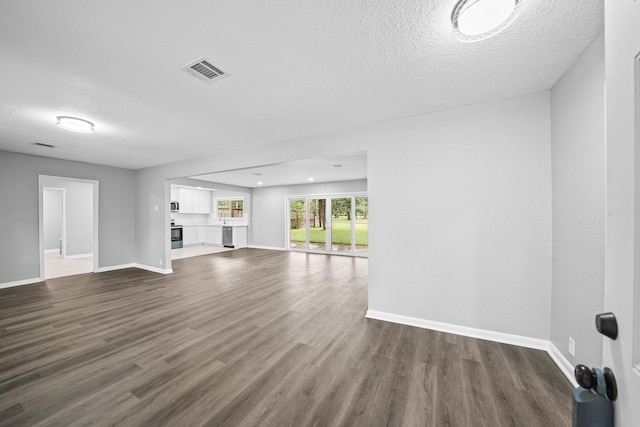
xmin=171 ymin=225 xmax=183 ymax=249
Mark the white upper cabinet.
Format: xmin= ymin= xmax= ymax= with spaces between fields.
xmin=178 ymin=188 xmax=211 ymax=214
xmin=193 ymin=190 xmax=211 ymax=214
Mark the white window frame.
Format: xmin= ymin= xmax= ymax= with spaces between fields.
xmin=214 ymin=196 xmax=245 ymax=220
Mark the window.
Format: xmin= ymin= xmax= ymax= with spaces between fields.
xmin=215 ymin=197 xmax=244 ymax=218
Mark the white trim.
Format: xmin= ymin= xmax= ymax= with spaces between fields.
xmin=95 ymin=263 xmax=136 ymax=273
xmin=546 ymin=341 xmax=579 ymax=387
xmin=248 ymin=245 xmax=286 ymax=251
xmin=65 ymin=253 xmax=93 ymax=259
xmin=366 ymin=310 xmax=548 ymax=350
xmin=366 ymin=310 xmax=577 ymax=386
xmin=44 ymin=249 xmax=59 ymax=254
xmin=133 ymin=264 xmax=173 ymax=275
xmin=0 ymin=277 xmax=42 ymax=289
xmin=39 ymin=176 xmax=99 ymax=280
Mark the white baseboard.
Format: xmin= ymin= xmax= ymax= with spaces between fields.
xmin=65 ymin=253 xmax=93 ymax=259
xmin=248 ymin=245 xmax=286 ymax=251
xmin=366 ymin=310 xmax=576 ymax=386
xmin=2 ymin=264 xmax=171 ymax=289
xmin=133 ymin=264 xmax=173 ymax=275
xmin=547 ymin=341 xmax=578 ymax=387
xmin=44 ymin=249 xmax=59 ymax=254
xmin=366 ymin=310 xmax=548 ymax=350
xmin=0 ymin=277 xmax=42 ymax=289
xmin=95 ymin=263 xmax=136 ymax=273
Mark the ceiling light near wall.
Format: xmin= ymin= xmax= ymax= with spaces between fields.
xmin=452 ymin=0 xmax=521 ymax=42
xmin=56 ymin=116 xmax=95 ymax=133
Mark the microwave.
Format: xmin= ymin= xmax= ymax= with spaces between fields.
xmin=170 ymin=201 xmax=179 ymax=212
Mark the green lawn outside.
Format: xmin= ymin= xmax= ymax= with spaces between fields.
xmin=290 ymin=217 xmax=368 ymax=245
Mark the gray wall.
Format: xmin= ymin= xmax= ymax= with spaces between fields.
xmin=43 ymin=188 xmax=63 ymax=250
xmin=251 ymin=179 xmax=367 ymax=248
xmin=550 ymin=34 xmax=605 ymax=367
xmin=0 ymin=151 xmax=136 ymax=284
xmin=136 ymin=91 xmax=553 ymax=340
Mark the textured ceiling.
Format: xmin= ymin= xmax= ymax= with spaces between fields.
xmin=0 ymin=0 xmax=603 ymax=170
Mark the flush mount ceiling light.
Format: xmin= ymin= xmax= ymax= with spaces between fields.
xmin=452 ymin=0 xmax=521 ymax=42
xmin=56 ymin=116 xmax=95 ymax=133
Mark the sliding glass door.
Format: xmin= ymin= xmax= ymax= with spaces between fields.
xmin=289 ymin=198 xmax=306 ymax=249
xmin=287 ymin=194 xmax=367 ymax=256
xmin=330 ymin=197 xmax=352 ymax=253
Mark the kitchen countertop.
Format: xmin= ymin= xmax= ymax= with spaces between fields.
xmin=179 ymin=223 xmax=248 ymax=227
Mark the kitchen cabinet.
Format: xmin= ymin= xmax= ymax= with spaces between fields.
xmin=193 ymin=191 xmax=211 ymax=214
xmin=197 ymin=225 xmax=206 ymax=244
xmin=183 ymin=226 xmax=198 ymax=246
xmin=178 ymin=188 xmax=211 ymax=214
xmin=206 ymin=226 xmax=222 ymax=245
xmin=170 ymin=185 xmax=179 ymax=201
xmin=234 ymin=226 xmax=248 ymax=248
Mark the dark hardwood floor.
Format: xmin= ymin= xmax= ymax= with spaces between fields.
xmin=0 ymin=249 xmax=572 ymax=426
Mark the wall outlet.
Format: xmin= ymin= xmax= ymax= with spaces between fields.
xmin=159 ymin=258 xmax=163 ymax=266
xmin=568 ymin=337 xmax=576 ymax=357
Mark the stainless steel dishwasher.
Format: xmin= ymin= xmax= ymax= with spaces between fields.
xmin=222 ymin=226 xmax=234 ymax=248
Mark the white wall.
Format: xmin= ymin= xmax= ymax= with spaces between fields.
xmin=550 ymin=34 xmax=605 ymax=367
xmin=136 ymin=91 xmax=552 ymax=340
xmin=42 ymin=177 xmax=94 ymax=257
xmin=0 ymin=151 xmax=136 ymax=284
xmin=43 ymin=188 xmax=63 ymax=251
xmin=251 ymin=179 xmax=367 ymax=248
xmin=367 ymin=93 xmax=552 ymax=339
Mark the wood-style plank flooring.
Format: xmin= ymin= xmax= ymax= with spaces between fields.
xmin=0 ymin=249 xmax=572 ymax=426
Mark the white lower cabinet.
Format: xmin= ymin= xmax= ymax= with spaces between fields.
xmin=233 ymin=226 xmax=248 ymax=248
xmin=183 ymin=226 xmax=198 ymax=246
xmin=183 ymin=225 xmax=247 ymax=247
xmin=206 ymin=226 xmax=222 ymax=245
xmin=197 ymin=225 xmax=206 ymax=244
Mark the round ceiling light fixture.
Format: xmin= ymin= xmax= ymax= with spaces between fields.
xmin=56 ymin=116 xmax=95 ymax=133
xmin=452 ymin=0 xmax=521 ymax=42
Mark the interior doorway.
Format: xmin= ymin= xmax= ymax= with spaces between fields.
xmin=39 ymin=176 xmax=99 ymax=279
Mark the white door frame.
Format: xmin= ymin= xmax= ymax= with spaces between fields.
xmin=603 ymin=2 xmax=640 ymax=423
xmin=38 ymin=175 xmax=100 ymax=280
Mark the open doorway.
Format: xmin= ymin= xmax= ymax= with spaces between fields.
xmin=39 ymin=176 xmax=99 ymax=279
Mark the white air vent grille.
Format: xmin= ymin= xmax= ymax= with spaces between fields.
xmin=182 ymin=57 xmax=229 ymax=83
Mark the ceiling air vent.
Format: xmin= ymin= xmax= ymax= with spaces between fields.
xmin=182 ymin=57 xmax=229 ymax=83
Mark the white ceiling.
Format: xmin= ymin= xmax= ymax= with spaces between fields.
xmin=191 ymin=152 xmax=367 ymax=188
xmin=0 ymin=0 xmax=603 ymax=171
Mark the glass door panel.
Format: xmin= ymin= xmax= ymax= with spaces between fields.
xmin=355 ymin=196 xmax=368 ymax=255
xmin=331 ymin=198 xmax=352 ymax=252
xmin=289 ymin=199 xmax=306 ymax=249
xmin=308 ymin=198 xmax=327 ymax=251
